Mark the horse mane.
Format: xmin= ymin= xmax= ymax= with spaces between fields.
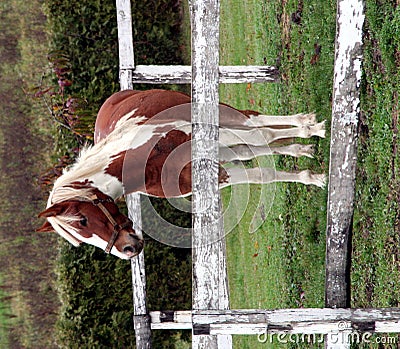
xmin=48 ymin=115 xmax=144 ymax=206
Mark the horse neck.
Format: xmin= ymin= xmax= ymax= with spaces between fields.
xmin=53 ymin=148 xmax=126 ymax=202
xmin=87 ymin=170 xmax=124 ymax=200
xmin=58 ymin=114 xmax=166 ymax=201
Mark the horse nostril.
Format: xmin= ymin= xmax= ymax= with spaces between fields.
xmin=123 ymin=245 xmax=136 ymax=256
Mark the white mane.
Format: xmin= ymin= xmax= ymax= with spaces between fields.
xmin=48 ymin=114 xmax=146 ymax=207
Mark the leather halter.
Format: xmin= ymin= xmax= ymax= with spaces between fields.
xmin=88 ymin=195 xmax=132 ymax=254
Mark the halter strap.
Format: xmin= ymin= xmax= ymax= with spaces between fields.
xmin=88 ymin=194 xmax=131 ymax=254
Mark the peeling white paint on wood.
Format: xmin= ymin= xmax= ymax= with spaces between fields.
xmin=127 ymin=194 xmax=152 ymax=348
xmin=130 ymin=65 xmax=279 ymax=84
xmin=150 ymin=308 xmax=400 ymax=333
xmin=116 ymin=0 xmax=134 ymax=71
xmin=190 ymin=0 xmax=231 ymax=347
xmin=219 ymin=65 xmax=279 ymax=83
xmin=150 ymin=308 xmax=400 ymax=338
xmin=116 ymin=0 xmax=151 ymax=348
xmin=333 ymin=1 xmax=364 ymax=94
xmin=325 ymin=0 xmax=364 ymax=347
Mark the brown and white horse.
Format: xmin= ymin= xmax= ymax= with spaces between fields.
xmin=38 ymin=89 xmax=326 ymax=259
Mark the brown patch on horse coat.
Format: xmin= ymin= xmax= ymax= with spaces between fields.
xmin=105 ymin=128 xmax=229 ymax=198
xmin=105 ymin=129 xmax=192 ymax=197
xmin=95 ymin=89 xmax=191 ymax=142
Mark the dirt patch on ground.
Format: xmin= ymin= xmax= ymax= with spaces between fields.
xmin=0 ymin=79 xmax=60 ymax=348
xmin=0 ymin=14 xmax=60 ymax=346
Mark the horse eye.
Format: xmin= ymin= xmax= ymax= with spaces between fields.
xmin=80 ymin=217 xmax=88 ymax=226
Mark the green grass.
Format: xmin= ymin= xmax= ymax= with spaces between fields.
xmin=219 ymin=0 xmax=335 ymax=304
xmin=0 ymin=275 xmax=10 ymax=349
xmin=218 ymin=1 xmax=335 ymax=347
xmin=351 ymin=3 xmax=400 ymax=308
xmin=218 ymin=0 xmax=400 ymax=348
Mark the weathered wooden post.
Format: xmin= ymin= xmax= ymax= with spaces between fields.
xmin=190 ymin=0 xmax=231 ymax=347
xmin=130 ymin=65 xmax=279 ymax=84
xmin=325 ymin=0 xmax=364 ymax=347
xmin=116 ymin=1 xmax=152 ymax=348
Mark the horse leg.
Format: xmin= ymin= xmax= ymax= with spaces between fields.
xmin=221 ymin=167 xmax=326 ymax=188
xmin=219 ymin=121 xmax=326 ymax=146
xmin=242 ymin=113 xmax=317 ymax=127
xmin=219 ymin=143 xmax=315 ymax=162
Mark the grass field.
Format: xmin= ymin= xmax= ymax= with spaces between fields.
xmin=218 ymin=1 xmax=334 ymax=347
xmin=352 ymin=1 xmax=400 ymax=309
xmin=217 ymin=0 xmax=400 ymax=348
xmin=0 ymin=275 xmax=11 ymax=348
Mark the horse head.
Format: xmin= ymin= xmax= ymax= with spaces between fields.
xmin=37 ymin=190 xmax=144 ymax=259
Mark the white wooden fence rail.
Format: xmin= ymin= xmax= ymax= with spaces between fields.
xmin=130 ymin=65 xmax=279 ymax=84
xmin=325 ymin=0 xmax=365 ymax=347
xmin=189 ymin=0 xmax=231 ymax=347
xmin=116 ymin=1 xmax=151 ymax=349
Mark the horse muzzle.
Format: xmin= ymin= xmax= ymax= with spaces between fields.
xmin=122 ymin=233 xmax=144 ymax=258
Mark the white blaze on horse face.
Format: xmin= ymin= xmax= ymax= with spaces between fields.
xmin=109 ymin=246 xmax=132 ymax=260
xmin=63 ymin=229 xmax=129 ymax=260
xmin=81 ymin=234 xmax=129 ymax=259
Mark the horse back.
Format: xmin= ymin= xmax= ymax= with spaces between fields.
xmin=94 ymin=89 xmax=191 ymax=143
xmin=94 ymin=89 xmax=291 ymax=145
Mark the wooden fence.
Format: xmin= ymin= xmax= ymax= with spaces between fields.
xmin=114 ymin=0 xmax=400 ymax=348
xmin=151 ymin=308 xmax=400 ymax=334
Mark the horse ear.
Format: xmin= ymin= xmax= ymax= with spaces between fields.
xmin=38 ymin=204 xmax=65 ymax=218
xmin=36 ymin=220 xmax=54 ymax=233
